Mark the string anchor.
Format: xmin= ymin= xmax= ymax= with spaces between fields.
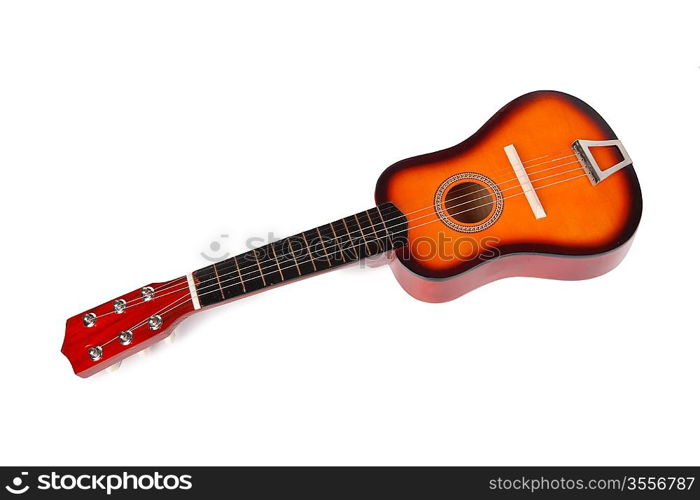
xmin=572 ymin=139 xmax=632 ymax=185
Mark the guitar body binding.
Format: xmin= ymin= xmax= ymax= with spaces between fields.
xmin=62 ymin=90 xmax=643 ymax=376
xmin=375 ymin=90 xmax=642 ymax=301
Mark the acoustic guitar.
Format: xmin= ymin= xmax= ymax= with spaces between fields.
xmin=63 ymin=90 xmax=643 ymax=377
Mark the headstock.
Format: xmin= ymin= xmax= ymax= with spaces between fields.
xmin=62 ymin=277 xmax=196 ymax=377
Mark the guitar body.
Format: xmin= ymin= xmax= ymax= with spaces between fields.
xmin=63 ymin=90 xmax=642 ymax=377
xmin=375 ymin=90 xmax=642 ymax=302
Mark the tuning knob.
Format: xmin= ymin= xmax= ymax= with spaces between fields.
xmin=87 ymin=346 xmax=103 ymax=361
xmin=113 ymin=299 xmax=127 ymax=314
xmin=141 ymin=286 xmax=155 ymax=301
xmin=119 ymin=330 xmax=134 ymax=345
xmin=148 ymin=315 xmax=163 ymax=330
xmin=106 ymin=361 xmax=122 ymax=373
xmin=83 ymin=312 xmax=97 ymax=328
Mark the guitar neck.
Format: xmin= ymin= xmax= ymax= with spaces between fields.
xmin=189 ymin=203 xmax=408 ymax=308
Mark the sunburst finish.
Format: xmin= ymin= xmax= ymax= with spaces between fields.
xmin=376 ymin=91 xmax=642 ymax=287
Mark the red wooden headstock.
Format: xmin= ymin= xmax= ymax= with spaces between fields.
xmin=62 ymin=277 xmax=196 ymax=377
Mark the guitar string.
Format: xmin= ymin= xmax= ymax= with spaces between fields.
xmin=96 ymin=169 xmax=589 ymax=349
xmin=164 ymin=160 xmax=581 ymax=293
xmin=143 ymin=152 xmax=576 ymax=299
xmin=141 ymin=148 xmax=578 ymax=301
xmin=147 ymin=164 xmax=585 ymax=299
xmin=143 ymin=155 xmax=576 ymax=298
xmin=178 ymin=168 xmax=587 ymax=299
xmin=95 ymin=157 xmax=583 ymax=317
xmin=100 ymin=294 xmax=193 ymax=348
xmin=98 ymin=159 xmax=584 ymax=317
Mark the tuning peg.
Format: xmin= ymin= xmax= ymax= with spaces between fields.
xmin=106 ymin=361 xmax=122 ymax=373
xmin=165 ymin=333 xmax=176 ymax=344
xmin=138 ymin=348 xmax=151 ymax=358
xmin=365 ymin=253 xmax=388 ymax=268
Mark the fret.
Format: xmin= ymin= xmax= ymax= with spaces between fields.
xmin=192 ymin=265 xmax=219 ymax=307
xmin=212 ymin=262 xmax=226 ymax=299
xmin=371 ymin=207 xmax=391 ymax=247
xmin=317 ymin=224 xmax=345 ymax=265
xmin=364 ymin=209 xmax=386 ymax=252
xmin=356 ymin=211 xmax=384 ymax=254
xmin=269 ymin=242 xmax=285 ymax=281
xmin=208 ymin=256 xmax=246 ymax=297
xmin=286 ymin=234 xmax=316 ymax=275
xmin=237 ymin=250 xmax=266 ymax=292
xmin=215 ymin=260 xmax=242 ymax=300
xmin=252 ymin=248 xmax=267 ymax=286
xmin=300 ymin=232 xmax=318 ymax=272
xmin=271 ymin=239 xmax=301 ymax=280
xmin=343 ymin=214 xmax=369 ymax=259
xmin=337 ymin=218 xmax=359 ymax=259
xmin=190 ymin=203 xmax=408 ymax=309
xmin=378 ymin=203 xmax=409 ymax=249
xmin=302 ymin=229 xmax=332 ymax=271
xmin=353 ymin=214 xmax=372 ymax=255
xmin=325 ymin=222 xmax=346 ymax=263
xmin=257 ymin=246 xmax=285 ymax=287
xmin=315 ymin=227 xmax=332 ymax=266
xmin=233 ymin=255 xmax=247 ymax=293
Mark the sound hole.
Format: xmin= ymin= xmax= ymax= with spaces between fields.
xmin=444 ymin=182 xmax=493 ymax=224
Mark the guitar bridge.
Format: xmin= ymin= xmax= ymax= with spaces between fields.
xmin=572 ymin=139 xmax=632 ymax=185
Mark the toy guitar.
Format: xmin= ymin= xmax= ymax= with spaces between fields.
xmin=63 ymin=91 xmax=643 ymax=377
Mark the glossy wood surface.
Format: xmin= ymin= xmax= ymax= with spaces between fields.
xmin=375 ymin=91 xmax=642 ymax=279
xmin=62 ymin=279 xmax=195 ymax=377
xmin=63 ymin=91 xmax=643 ymax=376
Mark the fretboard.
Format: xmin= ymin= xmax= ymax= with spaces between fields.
xmin=191 ymin=203 xmax=408 ymax=308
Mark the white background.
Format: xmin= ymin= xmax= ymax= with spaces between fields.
xmin=1 ymin=1 xmax=698 ymax=465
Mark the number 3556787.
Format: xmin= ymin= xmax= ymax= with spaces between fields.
xmin=626 ymin=476 xmax=695 ymax=491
